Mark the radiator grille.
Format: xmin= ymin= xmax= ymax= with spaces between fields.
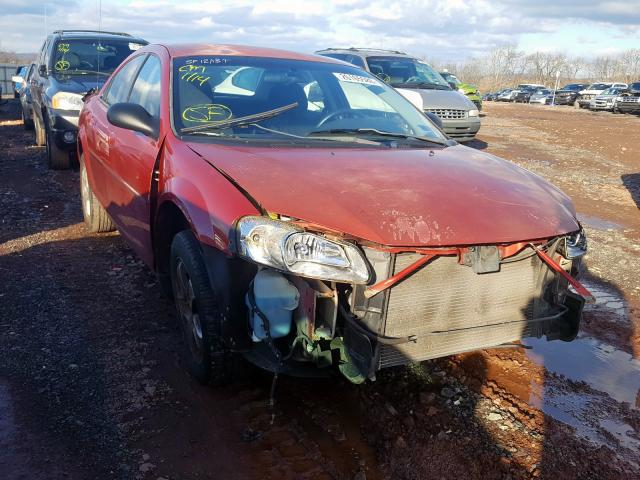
xmin=379 ymin=253 xmax=550 ymax=367
xmin=425 ymin=108 xmax=467 ymax=119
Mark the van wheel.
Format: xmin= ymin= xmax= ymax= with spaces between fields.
xmin=34 ymin=113 xmax=46 ymax=146
xmin=46 ymin=124 xmax=71 ymax=170
xmin=79 ymin=155 xmax=115 ymax=232
xmin=170 ymin=231 xmax=234 ymax=386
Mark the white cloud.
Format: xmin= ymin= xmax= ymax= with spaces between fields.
xmin=0 ymin=0 xmax=638 ymax=61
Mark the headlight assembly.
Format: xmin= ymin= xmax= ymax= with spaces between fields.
xmin=561 ymin=229 xmax=587 ymax=259
xmin=468 ymin=109 xmax=479 ymax=117
xmin=236 ymin=216 xmax=370 ymax=284
xmin=51 ymin=92 xmax=84 ymax=111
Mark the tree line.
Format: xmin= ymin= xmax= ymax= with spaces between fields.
xmin=431 ymin=45 xmax=640 ymax=92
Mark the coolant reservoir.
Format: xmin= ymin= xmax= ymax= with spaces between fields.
xmin=246 ymin=269 xmax=299 ymax=342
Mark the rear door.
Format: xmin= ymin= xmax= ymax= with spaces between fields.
xmin=106 ymin=54 xmax=163 ymax=265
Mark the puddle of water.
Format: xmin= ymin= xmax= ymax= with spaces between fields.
xmin=577 ymin=213 xmax=623 ymax=230
xmin=599 ymin=418 xmax=640 ymax=451
xmin=524 ymin=336 xmax=640 ymax=406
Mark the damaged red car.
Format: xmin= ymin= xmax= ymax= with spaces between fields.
xmin=77 ymin=44 xmax=591 ymax=385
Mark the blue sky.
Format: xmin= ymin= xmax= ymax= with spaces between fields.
xmin=0 ymin=0 xmax=638 ymax=60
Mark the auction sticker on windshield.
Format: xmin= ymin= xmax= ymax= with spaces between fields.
xmin=333 ymin=72 xmax=380 ymax=86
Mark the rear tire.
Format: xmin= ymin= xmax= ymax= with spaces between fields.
xmin=170 ymin=231 xmax=234 ymax=386
xmin=22 ymin=108 xmax=34 ymax=130
xmin=79 ymin=155 xmax=115 ymax=232
xmin=46 ymin=123 xmax=71 ymax=170
xmin=33 ymin=112 xmax=46 ymax=146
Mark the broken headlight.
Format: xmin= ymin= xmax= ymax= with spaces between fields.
xmin=560 ymin=229 xmax=587 ymax=259
xmin=236 ymin=216 xmax=370 ymax=284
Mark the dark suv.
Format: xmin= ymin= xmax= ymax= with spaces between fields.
xmin=615 ymin=82 xmax=640 ymax=114
xmin=31 ymin=30 xmax=147 ymax=169
xmin=553 ymin=83 xmax=589 ymax=106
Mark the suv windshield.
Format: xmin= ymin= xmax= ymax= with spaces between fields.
xmin=172 ymin=56 xmax=445 ymax=145
xmin=52 ymin=38 xmax=146 ymax=76
xmin=364 ymin=56 xmax=450 ymax=89
xmin=439 ymin=72 xmax=461 ymax=86
xmin=587 ymin=83 xmax=611 ymax=90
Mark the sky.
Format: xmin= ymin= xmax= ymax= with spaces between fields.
xmin=0 ymin=0 xmax=638 ymax=61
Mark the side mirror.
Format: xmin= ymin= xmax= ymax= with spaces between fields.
xmin=425 ymin=111 xmax=443 ymax=130
xmin=11 ymin=75 xmax=24 ymax=83
xmin=447 ymin=81 xmax=457 ymax=90
xmin=107 ymin=103 xmax=159 ymax=138
xmin=38 ymin=64 xmax=47 ymax=76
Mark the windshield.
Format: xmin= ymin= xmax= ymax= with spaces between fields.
xmin=587 ymin=83 xmax=611 ymax=90
xmin=52 ymin=38 xmax=146 ymax=76
xmin=440 ymin=72 xmax=461 ymax=86
xmin=172 ymin=55 xmax=446 ymax=146
xmin=561 ymin=84 xmax=584 ymax=91
xmin=364 ymin=56 xmax=450 ymax=89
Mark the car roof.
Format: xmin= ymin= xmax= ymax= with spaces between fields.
xmin=51 ymin=30 xmax=147 ymax=44
xmin=316 ymin=47 xmax=412 ymax=58
xmin=163 ymin=43 xmax=340 ymax=64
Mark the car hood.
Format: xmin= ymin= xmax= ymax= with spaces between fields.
xmin=51 ymin=74 xmax=107 ymax=95
xmin=580 ymin=88 xmax=608 ymax=95
xmin=188 ymin=142 xmax=579 ymax=247
xmin=395 ymin=88 xmax=476 ymax=110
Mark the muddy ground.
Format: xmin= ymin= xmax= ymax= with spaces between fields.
xmin=1 ymin=99 xmax=639 ymax=480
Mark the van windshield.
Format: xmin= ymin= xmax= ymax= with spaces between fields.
xmin=365 ymin=56 xmax=451 ymax=90
xmin=52 ymin=39 xmax=146 ymax=76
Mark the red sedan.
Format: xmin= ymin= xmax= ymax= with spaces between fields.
xmin=77 ymin=43 xmax=591 ymax=385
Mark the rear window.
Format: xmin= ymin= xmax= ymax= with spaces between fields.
xmin=51 ymin=38 xmax=147 ymax=77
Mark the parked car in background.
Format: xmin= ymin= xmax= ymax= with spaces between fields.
xmin=439 ymin=71 xmax=482 ymax=110
xmin=78 ymin=43 xmax=589 ymax=386
xmin=316 ymin=48 xmax=480 ymax=141
xmin=30 ymin=29 xmax=148 ymax=169
xmin=614 ymin=81 xmax=640 ymax=114
xmin=591 ymin=86 xmax=628 ymax=111
xmin=553 ymin=83 xmax=589 ymax=106
xmin=576 ymin=82 xmax=627 ymax=109
xmin=529 ymin=88 xmax=553 ymax=104
xmin=514 ymin=85 xmax=545 ymax=103
xmin=497 ymin=89 xmax=517 ymax=101
xmin=14 ymin=63 xmax=36 ymax=129
xmin=12 ymin=65 xmax=28 ymax=98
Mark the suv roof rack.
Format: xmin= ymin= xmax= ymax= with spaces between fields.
xmin=320 ymin=47 xmax=407 ymax=55
xmin=52 ymin=29 xmax=133 ymax=38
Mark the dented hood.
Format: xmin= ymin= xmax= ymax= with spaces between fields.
xmin=187 ymin=142 xmax=579 ymax=246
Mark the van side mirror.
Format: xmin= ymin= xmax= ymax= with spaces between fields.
xmin=447 ymin=81 xmax=457 ymax=90
xmin=38 ymin=64 xmax=47 ymax=76
xmin=107 ymin=103 xmax=159 ymax=138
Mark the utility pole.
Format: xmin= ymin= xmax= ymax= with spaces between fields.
xmin=551 ymin=70 xmax=560 ymax=106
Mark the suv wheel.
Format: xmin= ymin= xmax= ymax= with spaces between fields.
xmin=170 ymin=231 xmax=234 ymax=386
xmin=45 ymin=123 xmax=71 ymax=170
xmin=22 ymin=108 xmax=34 ymax=130
xmin=79 ymin=155 xmax=115 ymax=232
xmin=33 ymin=113 xmax=46 ymax=146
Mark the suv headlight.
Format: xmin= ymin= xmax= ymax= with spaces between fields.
xmin=51 ymin=92 xmax=84 ymax=111
xmin=468 ymin=109 xmax=479 ymax=117
xmin=237 ymin=216 xmax=370 ymax=284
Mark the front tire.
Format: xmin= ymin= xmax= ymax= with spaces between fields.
xmin=170 ymin=231 xmax=234 ymax=386
xmin=46 ymin=123 xmax=71 ymax=170
xmin=80 ymin=155 xmax=115 ymax=232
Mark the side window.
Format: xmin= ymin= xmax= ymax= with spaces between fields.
xmin=37 ymin=40 xmax=48 ymax=70
xmin=103 ymin=55 xmax=146 ymax=106
xmin=129 ymin=55 xmax=162 ymax=117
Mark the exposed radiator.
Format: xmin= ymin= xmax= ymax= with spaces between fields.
xmin=378 ymin=252 xmax=552 ymax=368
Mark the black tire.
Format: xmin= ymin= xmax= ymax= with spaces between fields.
xmin=46 ymin=123 xmax=71 ymax=170
xmin=33 ymin=112 xmax=46 ymax=146
xmin=22 ymin=108 xmax=34 ymax=130
xmin=170 ymin=230 xmax=233 ymax=386
xmin=79 ymin=155 xmax=115 ymax=233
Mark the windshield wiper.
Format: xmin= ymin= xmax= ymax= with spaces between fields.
xmin=58 ymin=69 xmax=111 ymax=77
xmin=180 ymin=102 xmax=298 ymax=134
xmin=308 ymin=128 xmax=449 ymax=146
